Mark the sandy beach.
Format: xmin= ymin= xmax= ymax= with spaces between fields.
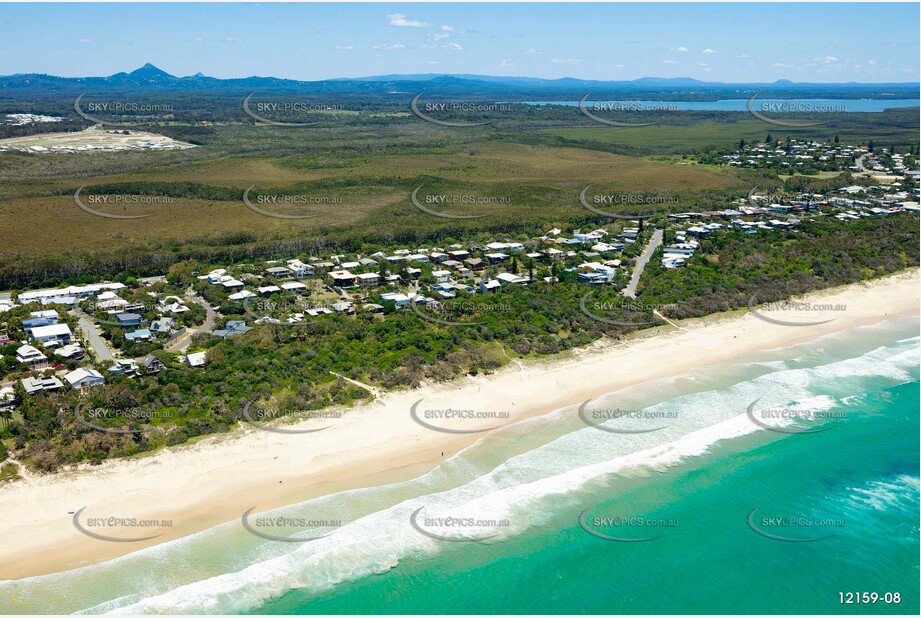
xmin=1 ymin=270 xmax=917 ymax=581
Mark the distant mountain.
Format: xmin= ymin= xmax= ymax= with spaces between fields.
xmin=0 ymin=64 xmax=917 ymax=100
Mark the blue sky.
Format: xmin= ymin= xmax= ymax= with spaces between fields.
xmin=0 ymin=3 xmax=918 ymax=82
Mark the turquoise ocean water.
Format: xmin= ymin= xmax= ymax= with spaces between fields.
xmin=2 ymin=317 xmax=918 ymax=615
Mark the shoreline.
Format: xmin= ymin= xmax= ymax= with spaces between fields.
xmin=1 ymin=269 xmax=918 ymax=581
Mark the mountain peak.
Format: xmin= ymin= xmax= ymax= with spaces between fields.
xmin=128 ymin=63 xmax=174 ymax=78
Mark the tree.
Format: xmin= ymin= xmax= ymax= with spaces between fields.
xmin=765 ymin=133 xmax=773 ymax=144
xmin=834 ymin=135 xmax=839 ymax=144
xmin=738 ymin=139 xmax=745 ymax=150
xmin=868 ymin=140 xmax=874 ymax=153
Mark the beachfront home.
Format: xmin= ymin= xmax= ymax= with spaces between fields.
xmin=64 ymin=367 xmax=105 ymax=389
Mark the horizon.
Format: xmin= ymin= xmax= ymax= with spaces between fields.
xmin=5 ymin=61 xmax=921 ymax=86
xmin=0 ymin=3 xmax=918 ymax=83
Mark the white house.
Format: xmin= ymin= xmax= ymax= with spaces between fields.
xmin=496 ymin=273 xmax=530 ymax=286
xmin=31 ymin=323 xmax=72 ymax=345
xmin=64 ymin=368 xmax=105 ymax=389
xmin=185 ymin=351 xmax=207 ymax=367
xmin=355 ymin=273 xmax=380 ymax=286
xmin=16 ymin=345 xmax=48 ymax=369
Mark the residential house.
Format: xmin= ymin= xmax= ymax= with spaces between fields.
xmin=280 ymin=281 xmax=308 ymax=294
xmin=464 ymin=258 xmax=485 ymax=271
xmin=140 ymin=355 xmax=165 ymax=375
xmin=54 ymin=344 xmax=85 ymax=360
xmin=213 ymin=320 xmax=252 ymax=338
xmin=108 ymin=359 xmax=139 ymax=377
xmin=328 ymin=270 xmax=358 ymax=288
xmin=380 ymin=292 xmax=411 ymax=307
xmin=184 ymin=351 xmax=207 ymax=367
xmin=16 ymin=345 xmax=48 ymax=369
xmin=31 ymin=323 xmax=72 ymax=345
xmin=257 ymin=285 xmax=282 ymax=297
xmin=479 ymin=280 xmax=502 ymax=293
xmin=484 ymin=252 xmax=509 ymax=265
xmin=287 ymin=259 xmax=315 ymax=278
xmin=125 ymin=328 xmax=153 ymax=342
xmin=150 ymin=317 xmax=175 ymax=334
xmin=21 ymin=375 xmax=63 ymax=395
xmin=115 ymin=313 xmax=143 ymax=328
xmin=355 ymin=272 xmax=380 ymax=286
xmin=496 ymin=273 xmax=530 ymax=286
xmin=265 ymin=266 xmax=292 ymax=278
xmin=64 ymin=367 xmax=105 ymax=389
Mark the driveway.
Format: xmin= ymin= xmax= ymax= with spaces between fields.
xmin=623 ymin=228 xmax=664 ymax=298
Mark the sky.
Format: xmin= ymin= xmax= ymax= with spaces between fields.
xmin=0 ymin=2 xmax=918 ymax=83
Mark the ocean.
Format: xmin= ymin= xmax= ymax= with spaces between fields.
xmin=2 ymin=316 xmax=918 ymax=615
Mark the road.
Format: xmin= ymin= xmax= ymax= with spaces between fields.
xmin=74 ymin=310 xmax=116 ymax=363
xmin=623 ymin=228 xmax=664 ymax=298
xmin=166 ymin=292 xmax=219 ymax=353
